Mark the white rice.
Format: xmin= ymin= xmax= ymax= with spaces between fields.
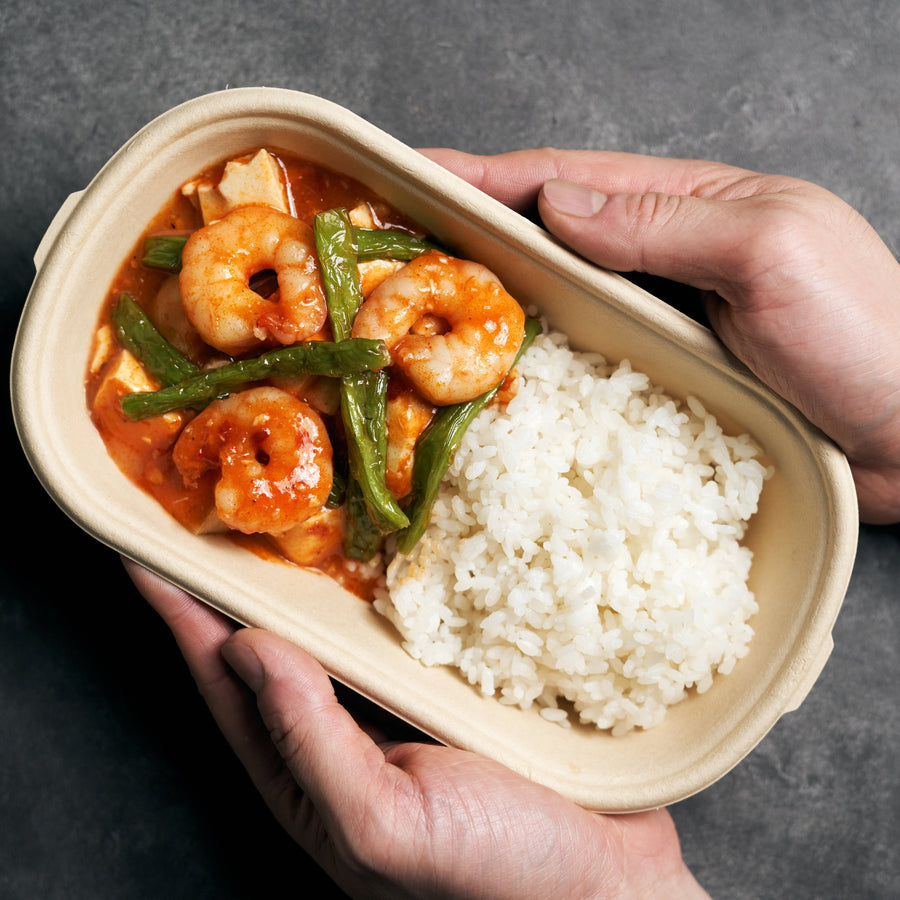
xmin=373 ymin=326 xmax=771 ymax=735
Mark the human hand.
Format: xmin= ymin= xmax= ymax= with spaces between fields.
xmin=123 ymin=559 xmax=708 ymax=899
xmin=421 ymin=148 xmax=900 ymax=524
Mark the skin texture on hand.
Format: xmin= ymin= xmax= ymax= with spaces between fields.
xmin=123 ymin=560 xmax=709 ymax=900
xmin=421 ymin=148 xmax=900 ymax=524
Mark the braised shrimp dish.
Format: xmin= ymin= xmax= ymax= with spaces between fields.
xmin=87 ymin=148 xmax=533 ymax=597
xmin=86 ymin=145 xmax=772 ymax=734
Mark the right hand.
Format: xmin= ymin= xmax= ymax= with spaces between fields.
xmin=422 ymin=148 xmax=900 ymax=524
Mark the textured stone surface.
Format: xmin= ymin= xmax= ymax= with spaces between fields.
xmin=2 ymin=1 xmax=898 ymax=897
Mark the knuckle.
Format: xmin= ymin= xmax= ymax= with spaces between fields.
xmin=265 ymin=701 xmax=310 ymax=760
xmin=619 ymin=192 xmax=689 ymax=270
xmin=624 ymin=190 xmax=684 ymax=229
xmin=731 ymin=195 xmax=824 ymax=275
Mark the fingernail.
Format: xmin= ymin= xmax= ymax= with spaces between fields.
xmin=222 ymin=640 xmax=265 ymax=692
xmin=542 ymin=179 xmax=607 ymax=217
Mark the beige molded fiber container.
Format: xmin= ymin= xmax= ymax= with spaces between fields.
xmin=11 ymin=88 xmax=858 ymax=812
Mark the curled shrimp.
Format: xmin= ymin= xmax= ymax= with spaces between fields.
xmin=172 ymin=386 xmax=333 ymax=535
xmin=350 ymin=250 xmax=525 ymax=405
xmin=179 ymin=205 xmax=327 ymax=356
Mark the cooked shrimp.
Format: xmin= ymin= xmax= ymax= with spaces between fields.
xmin=143 ymin=275 xmax=211 ymax=363
xmin=179 ymin=206 xmax=327 ymax=356
xmin=385 ymin=378 xmax=436 ymax=499
xmin=350 ymin=250 xmax=525 ymax=405
xmin=270 ymin=505 xmax=346 ymax=567
xmin=172 ymin=386 xmax=332 ymax=535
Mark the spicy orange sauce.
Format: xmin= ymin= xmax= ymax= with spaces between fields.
xmin=85 ymin=149 xmax=421 ymax=599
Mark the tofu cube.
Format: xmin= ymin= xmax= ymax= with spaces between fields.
xmin=183 ymin=149 xmax=290 ymax=224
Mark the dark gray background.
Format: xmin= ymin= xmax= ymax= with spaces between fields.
xmin=3 ymin=1 xmax=898 ymax=897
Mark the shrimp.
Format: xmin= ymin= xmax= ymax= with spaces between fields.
xmin=350 ymin=250 xmax=525 ymax=405
xmin=385 ymin=378 xmax=436 ymax=498
xmin=172 ymin=386 xmax=333 ymax=535
xmin=179 ymin=206 xmax=327 ymax=356
xmin=270 ymin=505 xmax=346 ymax=567
xmin=143 ymin=274 xmax=211 ymax=363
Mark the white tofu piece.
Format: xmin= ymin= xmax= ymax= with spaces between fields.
xmin=348 ymin=203 xmax=377 ymax=228
xmin=88 ymin=323 xmax=116 ymax=375
xmin=182 ymin=149 xmax=290 ymax=224
xmin=91 ymin=349 xmax=226 ymax=534
xmin=92 ymin=348 xmax=183 ymax=435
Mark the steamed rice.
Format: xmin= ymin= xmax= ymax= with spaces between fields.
xmin=374 ymin=326 xmax=771 ymax=735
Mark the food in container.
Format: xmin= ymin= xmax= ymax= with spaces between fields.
xmin=11 ymin=88 xmax=858 ymax=811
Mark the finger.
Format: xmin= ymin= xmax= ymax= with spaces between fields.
xmin=419 ymin=147 xmax=781 ymax=291
xmin=221 ymin=629 xmax=403 ymax=845
xmin=418 ymin=147 xmax=564 ymax=212
xmin=538 ymin=178 xmax=760 ymax=290
xmin=418 ymin=147 xmax=763 ymax=212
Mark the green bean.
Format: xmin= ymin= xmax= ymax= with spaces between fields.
xmin=138 ymin=227 xmax=434 ymax=277
xmin=343 ymin=477 xmax=387 ymax=560
xmin=314 ymin=208 xmax=362 ymax=342
xmin=112 ymin=292 xmax=199 ymax=386
xmin=339 ymin=361 xmax=409 ymax=535
xmin=396 ymin=316 xmax=542 ymax=554
xmin=120 ymin=339 xmax=390 ymax=420
xmin=141 ymin=235 xmax=189 ymax=272
xmin=315 ymin=208 xmax=409 ymax=535
xmin=340 ymin=366 xmax=408 ymax=542
xmin=325 ymin=467 xmax=347 ymax=509
xmin=354 ymin=228 xmax=441 ymax=261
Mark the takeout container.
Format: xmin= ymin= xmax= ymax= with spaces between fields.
xmin=11 ymin=87 xmax=858 ymax=812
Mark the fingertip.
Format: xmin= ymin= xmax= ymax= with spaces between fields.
xmin=220 ymin=637 xmax=266 ymax=693
xmin=223 ymin=629 xmax=391 ymax=814
xmin=416 ymin=147 xmax=487 ymax=185
xmin=421 ymin=147 xmax=570 ymax=212
xmin=541 ymin=179 xmax=608 ymax=217
xmin=536 ymin=185 xmax=628 ymax=270
xmin=223 ymin=628 xmax=334 ymax=704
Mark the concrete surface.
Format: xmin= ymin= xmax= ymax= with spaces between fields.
xmin=2 ymin=1 xmax=898 ymax=897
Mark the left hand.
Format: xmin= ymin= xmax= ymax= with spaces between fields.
xmin=124 ymin=559 xmax=707 ymax=899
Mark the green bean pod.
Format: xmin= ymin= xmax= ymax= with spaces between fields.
xmin=315 ymin=208 xmax=362 ymax=342
xmin=342 ymin=477 xmax=388 ymax=560
xmin=396 ymin=316 xmax=542 ymax=554
xmin=112 ymin=292 xmax=199 ymax=386
xmin=354 ymin=228 xmax=442 ymax=261
xmin=120 ymin=339 xmax=390 ymax=420
xmin=139 ymin=227 xmax=434 ymax=276
xmin=338 ymin=360 xmax=409 ymax=536
xmin=315 ymin=208 xmax=410 ymax=536
xmin=141 ymin=235 xmax=189 ymax=273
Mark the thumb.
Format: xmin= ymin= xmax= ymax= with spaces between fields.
xmin=220 ymin=629 xmax=393 ymax=831
xmin=538 ymin=178 xmax=748 ymax=292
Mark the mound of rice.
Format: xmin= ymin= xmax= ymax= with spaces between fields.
xmin=374 ymin=327 xmax=771 ymax=735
